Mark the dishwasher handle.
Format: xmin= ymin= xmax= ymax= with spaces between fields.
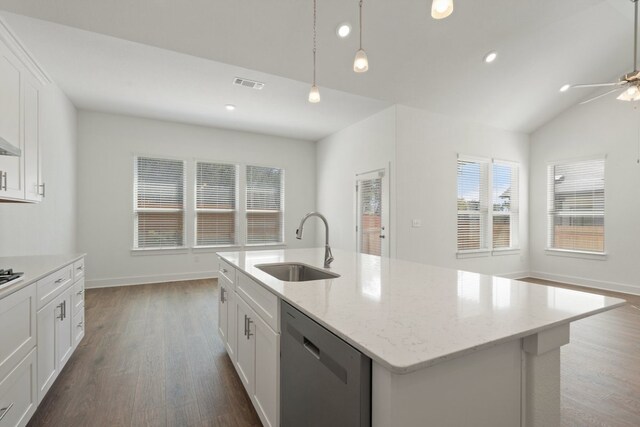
xmin=303 ymin=337 xmax=320 ymax=359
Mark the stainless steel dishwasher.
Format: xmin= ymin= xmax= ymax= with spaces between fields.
xmin=281 ymin=301 xmax=371 ymax=427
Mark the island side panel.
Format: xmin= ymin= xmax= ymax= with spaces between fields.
xmin=372 ymin=339 xmax=522 ymax=427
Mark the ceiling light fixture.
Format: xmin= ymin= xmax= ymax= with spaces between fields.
xmin=309 ymin=0 xmax=320 ymax=103
xmin=559 ymin=84 xmax=571 ymax=93
xmin=225 ymin=104 xmax=236 ymax=111
xmin=353 ymin=0 xmax=369 ymax=73
xmin=617 ymin=84 xmax=640 ymax=101
xmin=337 ymin=23 xmax=351 ymax=38
xmin=484 ymin=51 xmax=497 ymax=63
xmin=431 ymin=0 xmax=454 ymax=19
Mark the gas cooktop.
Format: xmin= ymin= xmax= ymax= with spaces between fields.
xmin=0 ymin=269 xmax=24 ymax=287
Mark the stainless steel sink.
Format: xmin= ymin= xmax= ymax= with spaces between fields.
xmin=255 ymin=263 xmax=340 ymax=282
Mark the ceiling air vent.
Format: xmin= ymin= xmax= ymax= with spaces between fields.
xmin=233 ymin=77 xmax=265 ymax=90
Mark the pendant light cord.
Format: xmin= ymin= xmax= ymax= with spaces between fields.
xmin=313 ymin=0 xmax=317 ymax=86
xmin=359 ymin=0 xmax=364 ymax=50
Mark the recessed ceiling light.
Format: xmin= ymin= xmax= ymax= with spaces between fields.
xmin=337 ymin=23 xmax=351 ymax=38
xmin=484 ymin=51 xmax=498 ymax=63
xmin=225 ymin=104 xmax=236 ymax=111
xmin=559 ymin=84 xmax=571 ymax=93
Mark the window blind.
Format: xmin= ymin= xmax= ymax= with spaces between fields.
xmin=134 ymin=156 xmax=185 ymax=249
xmin=492 ymin=162 xmax=519 ymax=249
xmin=195 ymin=162 xmax=238 ymax=246
xmin=358 ymin=177 xmax=383 ymax=256
xmin=246 ymin=165 xmax=284 ymax=244
xmin=547 ymin=158 xmax=605 ymax=253
xmin=457 ymin=158 xmax=489 ymax=251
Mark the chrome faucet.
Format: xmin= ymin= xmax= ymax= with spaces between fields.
xmin=296 ymin=212 xmax=334 ymax=268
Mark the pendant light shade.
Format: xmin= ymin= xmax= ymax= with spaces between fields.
xmin=354 ymin=0 xmax=369 ymax=73
xmin=353 ymin=49 xmax=369 ymax=73
xmin=308 ymin=85 xmax=321 ymax=103
xmin=431 ymin=0 xmax=454 ymax=19
xmin=617 ymin=85 xmax=640 ymax=101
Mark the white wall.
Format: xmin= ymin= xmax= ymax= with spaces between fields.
xmin=530 ymin=97 xmax=640 ymax=294
xmin=316 ymin=104 xmax=530 ymax=277
xmin=77 ymin=111 xmax=317 ymax=288
xmin=395 ymin=105 xmax=530 ymax=277
xmin=0 ymin=84 xmax=77 ymax=256
xmin=316 ymin=107 xmax=397 ymax=254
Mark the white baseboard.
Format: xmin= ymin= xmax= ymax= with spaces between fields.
xmin=86 ymin=271 xmax=218 ymax=289
xmin=529 ymin=271 xmax=640 ymax=296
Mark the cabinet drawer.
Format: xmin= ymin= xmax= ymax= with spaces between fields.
xmin=237 ymin=272 xmax=279 ymax=333
xmin=73 ymin=258 xmax=85 ymax=281
xmin=219 ymin=258 xmax=236 ymax=285
xmin=72 ymin=310 xmax=85 ymax=348
xmin=0 ymin=285 xmax=36 ymax=383
xmin=0 ymin=348 xmax=37 ymax=427
xmin=36 ymin=265 xmax=73 ymax=310
xmin=71 ymin=278 xmax=84 ymax=317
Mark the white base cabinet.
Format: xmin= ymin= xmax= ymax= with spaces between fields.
xmin=0 ymin=349 xmax=37 ymax=427
xmin=217 ymin=258 xmax=279 ymax=427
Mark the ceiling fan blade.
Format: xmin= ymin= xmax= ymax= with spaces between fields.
xmin=570 ymin=82 xmax=622 ymax=89
xmin=579 ymin=87 xmax=625 ymax=105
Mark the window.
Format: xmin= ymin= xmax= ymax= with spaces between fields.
xmin=246 ymin=165 xmax=284 ymax=244
xmin=547 ymin=158 xmax=605 ymax=253
xmin=457 ymin=158 xmax=489 ymax=251
xmin=195 ymin=162 xmax=238 ymax=247
xmin=457 ymin=156 xmax=519 ymax=254
xmin=134 ymin=156 xmax=185 ymax=249
xmin=492 ymin=161 xmax=519 ymax=250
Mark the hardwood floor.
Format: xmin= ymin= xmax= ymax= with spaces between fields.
xmin=27 ymin=279 xmax=261 ymax=427
xmin=28 ymin=278 xmax=639 ymax=427
xmin=523 ymin=278 xmax=640 ymax=427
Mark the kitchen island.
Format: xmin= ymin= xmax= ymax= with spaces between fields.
xmin=217 ymin=248 xmax=625 ymax=427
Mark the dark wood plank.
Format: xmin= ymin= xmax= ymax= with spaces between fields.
xmin=27 ymin=279 xmax=261 ymax=427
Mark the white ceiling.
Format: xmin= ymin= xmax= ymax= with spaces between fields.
xmin=0 ymin=12 xmax=388 ymax=141
xmin=0 ymin=0 xmax=635 ymax=134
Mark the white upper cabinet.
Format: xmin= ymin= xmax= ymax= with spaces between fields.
xmin=0 ymin=19 xmax=47 ymax=203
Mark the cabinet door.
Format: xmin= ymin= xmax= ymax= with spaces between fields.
xmin=226 ymin=289 xmax=237 ymax=363
xmin=235 ymin=296 xmax=255 ymax=395
xmin=0 ymin=348 xmax=37 ymax=427
xmin=23 ymin=77 xmax=41 ymax=202
xmin=217 ymin=283 xmax=228 ymax=344
xmin=36 ymin=299 xmax=59 ymax=402
xmin=0 ymin=44 xmax=24 ymax=200
xmin=55 ymin=290 xmax=73 ymax=370
xmin=72 ymin=310 xmax=84 ymax=349
xmin=253 ymin=314 xmax=279 ymax=427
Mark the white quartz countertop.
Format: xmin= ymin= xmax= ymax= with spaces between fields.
xmin=218 ymin=248 xmax=626 ymax=374
xmin=0 ymin=253 xmax=85 ymax=299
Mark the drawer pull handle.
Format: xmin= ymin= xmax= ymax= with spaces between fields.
xmin=222 ymin=268 xmax=228 ymax=274
xmin=0 ymin=402 xmax=14 ymax=421
xmin=1 ymin=172 xmax=7 ymax=192
xmin=77 ymin=321 xmax=84 ymax=328
xmin=55 ymin=278 xmax=64 ymax=284
xmin=77 ymin=266 xmax=84 ymax=271
xmin=77 ymin=289 xmax=84 ymax=296
xmin=246 ymin=317 xmax=254 ymax=339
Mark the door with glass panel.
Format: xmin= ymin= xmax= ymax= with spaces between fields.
xmin=356 ymin=169 xmax=389 ymax=257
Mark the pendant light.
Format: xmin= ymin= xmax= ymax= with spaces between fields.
xmin=431 ymin=0 xmax=454 ymax=19
xmin=353 ymin=0 xmax=369 ymax=73
xmin=309 ymin=0 xmax=321 ymax=103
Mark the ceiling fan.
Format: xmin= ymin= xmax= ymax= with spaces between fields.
xmin=564 ymin=0 xmax=640 ymax=104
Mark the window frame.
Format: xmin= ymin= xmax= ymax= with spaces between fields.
xmin=193 ymin=160 xmax=240 ymax=249
xmin=132 ymin=155 xmax=187 ymax=251
xmin=545 ymin=156 xmax=606 ymax=258
xmin=456 ymin=155 xmax=520 ymax=258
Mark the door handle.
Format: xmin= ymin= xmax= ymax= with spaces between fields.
xmin=57 ymin=303 xmax=64 ymax=320
xmin=246 ymin=317 xmax=253 ymax=339
xmin=1 ymin=171 xmax=6 ymax=191
xmin=220 ymin=287 xmax=226 ymax=303
xmin=38 ymin=183 xmax=46 ymax=197
xmin=303 ymin=337 xmax=320 ymax=359
xmin=243 ymin=314 xmax=248 ymax=336
xmin=0 ymin=402 xmax=14 ymax=421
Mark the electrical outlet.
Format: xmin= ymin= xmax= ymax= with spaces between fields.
xmin=412 ymin=219 xmax=422 ymax=228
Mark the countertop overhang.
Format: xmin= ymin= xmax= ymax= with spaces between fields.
xmin=217 ymin=248 xmax=626 ymax=374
